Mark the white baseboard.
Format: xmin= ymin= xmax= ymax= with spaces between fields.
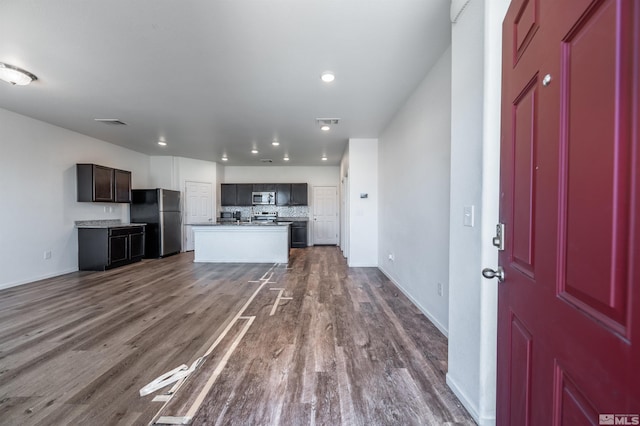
xmin=446 ymin=374 xmax=496 ymax=426
xmin=0 ymin=268 xmax=78 ymax=291
xmin=377 ymin=265 xmax=448 ymax=337
xmin=446 ymin=373 xmax=480 ymax=423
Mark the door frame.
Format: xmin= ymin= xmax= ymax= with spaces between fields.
xmin=444 ymin=1 xmax=509 ymax=424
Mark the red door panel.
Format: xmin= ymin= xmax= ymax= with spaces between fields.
xmin=512 ymin=76 xmax=538 ymax=276
xmin=513 ymin=0 xmax=540 ymax=64
xmin=559 ymin=0 xmax=631 ymax=330
xmin=498 ymin=0 xmax=639 ymax=424
xmin=509 ymin=314 xmax=534 ymax=426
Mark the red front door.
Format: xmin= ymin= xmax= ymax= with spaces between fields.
xmin=497 ymin=0 xmax=639 ymax=424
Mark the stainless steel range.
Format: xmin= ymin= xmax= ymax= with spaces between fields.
xmin=252 ymin=212 xmax=278 ymax=222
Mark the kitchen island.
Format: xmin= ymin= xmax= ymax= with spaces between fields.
xmin=192 ymin=222 xmax=290 ymax=263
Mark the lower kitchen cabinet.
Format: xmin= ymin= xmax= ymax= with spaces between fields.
xmin=290 ymin=221 xmax=308 ymax=248
xmin=78 ymin=226 xmax=145 ymax=271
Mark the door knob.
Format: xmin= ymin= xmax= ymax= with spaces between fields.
xmin=482 ymin=266 xmax=505 ymax=282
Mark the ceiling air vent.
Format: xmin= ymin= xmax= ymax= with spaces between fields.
xmin=260 ymin=159 xmax=273 ymax=163
xmin=316 ymin=118 xmax=340 ymax=126
xmin=94 ymin=118 xmax=127 ymax=125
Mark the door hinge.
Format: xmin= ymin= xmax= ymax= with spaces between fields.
xmin=492 ymin=223 xmax=505 ymax=251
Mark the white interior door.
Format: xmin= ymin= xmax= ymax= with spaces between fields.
xmin=184 ymin=181 xmax=213 ymax=251
xmin=313 ymin=186 xmax=338 ymax=245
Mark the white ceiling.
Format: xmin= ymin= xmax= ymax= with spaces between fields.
xmin=0 ymin=1 xmax=451 ymax=166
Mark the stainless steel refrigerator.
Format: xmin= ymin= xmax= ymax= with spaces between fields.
xmin=130 ymin=189 xmax=181 ymax=258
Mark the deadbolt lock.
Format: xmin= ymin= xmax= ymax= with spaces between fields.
xmin=492 ymin=223 xmax=505 ymax=251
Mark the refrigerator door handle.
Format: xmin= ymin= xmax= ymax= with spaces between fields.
xmin=159 ymin=213 xmax=165 ymax=255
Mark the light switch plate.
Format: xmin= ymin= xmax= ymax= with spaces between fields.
xmin=463 ymin=205 xmax=474 ymax=227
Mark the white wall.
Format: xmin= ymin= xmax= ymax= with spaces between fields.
xmin=223 ymin=166 xmax=339 ymax=186
xmin=346 ymin=138 xmax=378 ymax=267
xmin=446 ymin=0 xmax=508 ymax=424
xmin=0 ymin=107 xmax=150 ymax=289
xmin=216 ymin=164 xmax=225 ymax=210
xmin=377 ymin=47 xmax=452 ymax=335
xmin=150 ymin=156 xmax=218 ymax=196
xmin=149 ymin=156 xmax=177 ymax=190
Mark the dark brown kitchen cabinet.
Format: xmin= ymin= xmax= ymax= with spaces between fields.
xmin=221 ymin=184 xmax=237 ymax=206
xmin=236 ymin=184 xmax=253 ymax=206
xmin=78 ymin=225 xmax=145 ymax=271
xmin=221 ymin=183 xmax=253 ymax=206
xmin=114 ymin=169 xmax=132 ymax=203
xmin=290 ymin=183 xmax=308 ymax=205
xmin=276 ymin=184 xmax=291 ymax=206
xmin=276 ymin=183 xmax=307 ymax=206
xmin=253 ymin=183 xmax=276 ymax=192
xmin=290 ymin=221 xmax=308 ymax=247
xmin=221 ymin=182 xmax=307 ymax=206
xmin=77 ymin=163 xmax=131 ymax=203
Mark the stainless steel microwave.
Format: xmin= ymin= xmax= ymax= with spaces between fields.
xmin=252 ymin=191 xmax=275 ymax=205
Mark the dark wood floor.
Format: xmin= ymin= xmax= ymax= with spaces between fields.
xmin=0 ymin=247 xmax=474 ymax=425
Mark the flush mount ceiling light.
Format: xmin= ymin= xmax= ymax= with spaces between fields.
xmin=221 ymin=156 xmax=228 ymax=161
xmin=0 ymin=62 xmax=37 ymax=85
xmin=321 ymin=156 xmax=328 ymax=161
xmin=157 ymin=141 xmax=167 ymax=146
xmin=283 ymin=156 xmax=290 ymax=161
xmin=320 ymin=71 xmax=335 ymax=83
xmin=272 ymin=141 xmax=280 ymax=146
xmin=251 ymin=149 xmax=259 ymax=154
xmin=320 ymin=125 xmax=330 ymax=131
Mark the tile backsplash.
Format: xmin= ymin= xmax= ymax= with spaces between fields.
xmin=220 ymin=205 xmax=309 ymax=219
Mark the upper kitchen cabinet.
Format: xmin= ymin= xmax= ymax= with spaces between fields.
xmin=221 ymin=183 xmax=253 ymax=206
xmin=221 ymin=184 xmax=237 ymax=206
xmin=77 ymin=163 xmax=132 ymax=203
xmin=222 ymin=182 xmax=307 ymax=206
xmin=253 ymin=183 xmax=276 ymax=192
xmin=236 ymin=184 xmax=253 ymax=206
xmin=114 ymin=169 xmax=131 ymax=203
xmin=290 ymin=183 xmax=308 ymax=205
xmin=276 ymin=184 xmax=291 ymax=206
xmin=276 ymin=183 xmax=307 ymax=206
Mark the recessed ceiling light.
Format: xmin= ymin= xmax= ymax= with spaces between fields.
xmin=283 ymin=156 xmax=290 ymax=161
xmin=321 ymin=72 xmax=335 ymax=83
xmin=0 ymin=62 xmax=37 ymax=86
xmin=221 ymin=156 xmax=228 ymax=161
xmin=272 ymin=141 xmax=280 ymax=146
xmin=320 ymin=125 xmax=330 ymax=131
xmin=251 ymin=149 xmax=259 ymax=154
xmin=322 ymin=156 xmax=328 ymax=161
xmin=158 ymin=141 xmax=167 ymax=146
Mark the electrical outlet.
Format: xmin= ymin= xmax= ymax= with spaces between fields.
xmin=437 ymin=282 xmax=443 ymax=296
xmin=44 ymin=251 xmax=52 ymax=260
xmin=388 ymin=253 xmax=394 ymax=261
